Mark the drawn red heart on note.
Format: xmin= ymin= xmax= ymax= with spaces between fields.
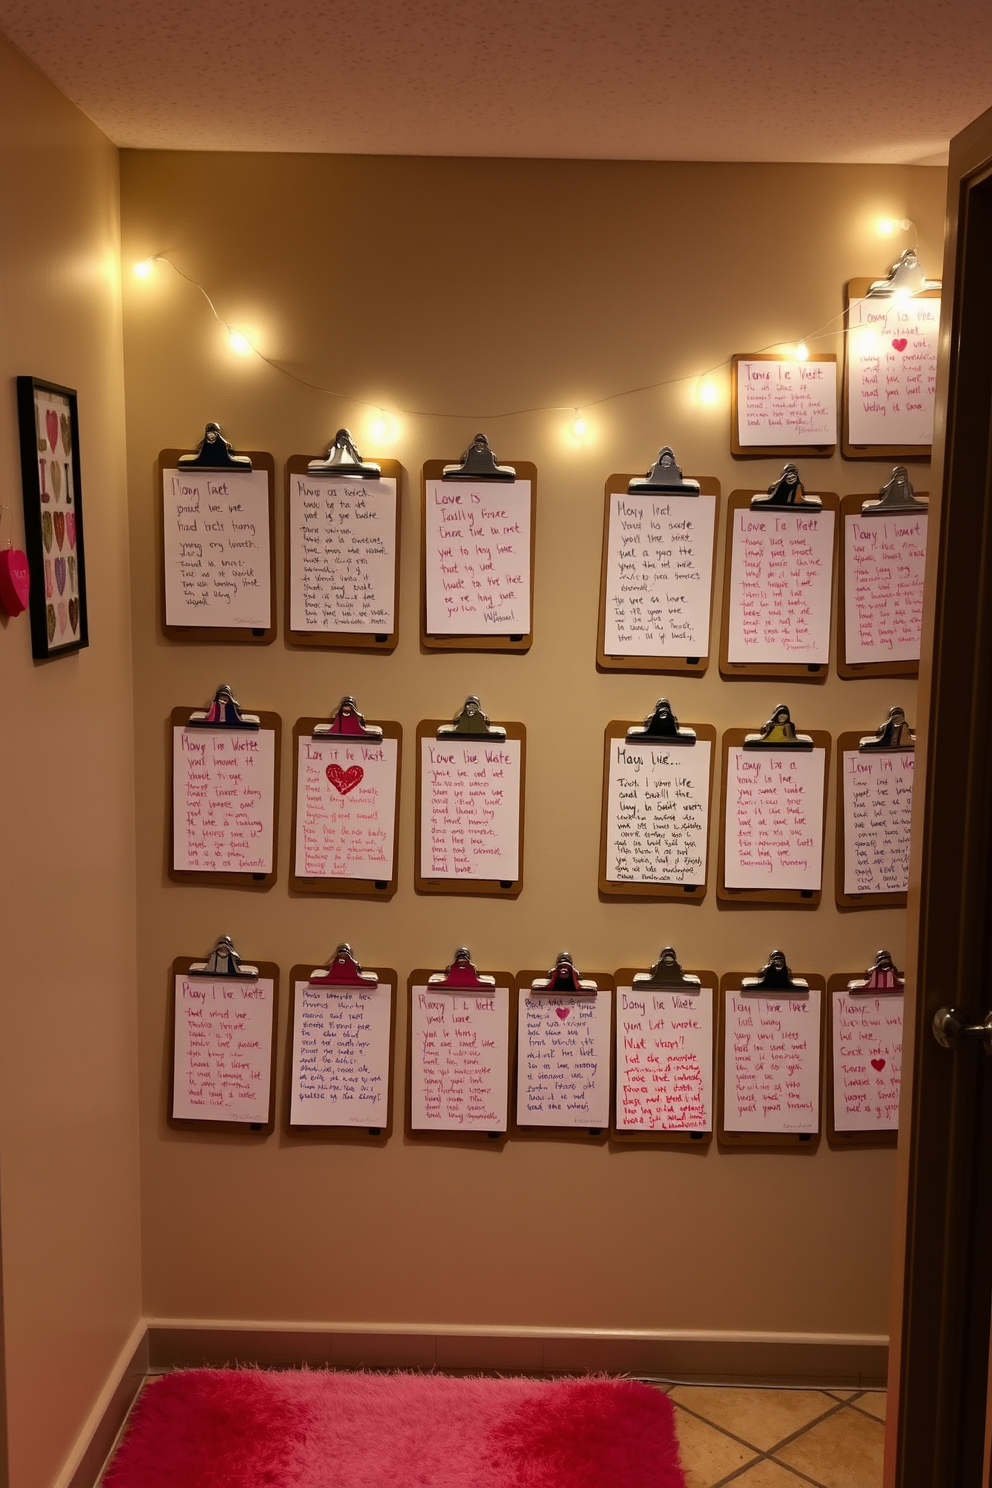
xmin=555 ymin=1007 xmax=570 ymax=1020
xmin=326 ymin=763 xmax=364 ymax=795
xmin=891 ymin=338 xmax=908 ymax=352
xmin=45 ymin=409 xmax=59 ymax=451
xmin=871 ymin=1057 xmax=886 ymax=1071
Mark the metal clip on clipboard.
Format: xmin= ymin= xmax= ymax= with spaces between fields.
xmin=740 ymin=950 xmax=809 ymax=998
xmin=312 ymin=695 xmax=384 ymax=741
xmin=634 ymin=947 xmax=701 ymax=992
xmin=307 ymin=428 xmax=381 ymax=479
xmin=867 ymin=249 xmax=940 ymax=299
xmin=530 ymin=952 xmax=598 ymax=996
xmin=442 ymin=433 xmax=516 ymax=482
xmin=188 ymin=935 xmax=259 ymax=979
xmin=750 ymin=462 xmax=822 ymax=511
xmin=177 ymin=422 xmax=253 ymax=472
xmin=308 ymin=943 xmax=378 ymax=989
xmin=847 ymin=949 xmax=904 ymax=995
xmin=859 ymin=706 xmax=915 ymax=752
xmin=743 ymin=704 xmax=813 ymax=751
xmin=859 ymin=466 xmax=929 ymax=517
xmin=625 ymin=698 xmax=696 ymax=746
xmin=627 ymin=446 xmax=699 ymax=496
xmin=436 ymin=695 xmax=506 ymax=741
xmin=187 ymin=684 xmax=260 ymax=730
xmin=428 ymin=948 xmax=496 ymax=990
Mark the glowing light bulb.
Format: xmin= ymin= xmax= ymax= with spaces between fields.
xmin=132 ymin=258 xmax=154 ymax=279
xmin=877 ymin=218 xmax=897 ymax=237
xmin=571 ymin=410 xmax=587 ymax=439
xmin=227 ymin=328 xmax=253 ymax=355
xmin=697 ymin=377 xmax=719 ymax=406
xmin=794 ymin=340 xmax=809 ymax=361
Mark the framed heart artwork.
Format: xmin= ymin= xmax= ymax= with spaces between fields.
xmin=16 ymin=376 xmax=88 ymax=659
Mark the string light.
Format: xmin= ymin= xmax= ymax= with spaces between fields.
xmin=794 ymin=340 xmax=809 ymax=361
xmin=226 ymin=328 xmax=254 ymax=356
xmin=571 ymin=410 xmax=587 ymax=439
xmin=877 ymin=217 xmax=913 ymax=237
xmin=132 ymin=257 xmax=155 ymax=279
xmin=697 ymin=377 xmax=719 ymax=406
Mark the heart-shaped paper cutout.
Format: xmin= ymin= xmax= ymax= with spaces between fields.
xmin=45 ymin=408 xmax=59 ymax=452
xmin=44 ymin=560 xmax=53 ymax=599
xmin=68 ymin=596 xmax=79 ymax=633
xmin=555 ymin=1007 xmax=570 ymax=1019
xmin=39 ymin=459 xmax=49 ymax=502
xmin=53 ymin=512 xmax=65 ymax=551
xmin=68 ymin=556 xmax=77 ymax=593
xmin=0 ymin=549 xmax=30 ymax=616
xmin=55 ymin=557 xmax=67 ymax=595
xmin=60 ymin=413 xmax=72 ymax=456
xmin=51 ymin=461 xmax=62 ymax=500
xmin=46 ymin=604 xmax=56 ymax=642
xmin=891 ymin=338 xmax=908 ymax=352
xmin=64 ymin=464 xmax=72 ymax=504
xmin=870 ymin=1057 xmax=886 ymax=1072
xmin=57 ymin=601 xmax=67 ymax=634
xmin=42 ymin=513 xmax=53 ymax=553
xmin=326 ymin=763 xmax=364 ymax=795
xmin=34 ymin=404 xmax=46 ymax=452
xmin=66 ymin=513 xmax=76 ymax=549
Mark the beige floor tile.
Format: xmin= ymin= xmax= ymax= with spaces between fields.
xmin=728 ymin=1461 xmax=818 ymax=1488
xmin=668 ymin=1385 xmax=836 ymax=1451
xmin=774 ymin=1404 xmax=885 ymax=1488
xmin=672 ymin=1403 xmax=759 ymax=1488
xmin=852 ymin=1391 xmax=887 ymax=1421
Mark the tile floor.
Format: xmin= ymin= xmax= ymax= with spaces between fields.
xmin=657 ymin=1383 xmax=886 ymax=1488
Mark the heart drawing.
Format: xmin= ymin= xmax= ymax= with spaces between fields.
xmin=53 ymin=511 xmax=65 ymax=550
xmin=60 ymin=413 xmax=72 ymax=456
xmin=45 ymin=408 xmax=59 ymax=452
xmin=68 ymin=597 xmax=79 ymax=633
xmin=42 ymin=513 xmax=53 ymax=553
xmin=66 ymin=513 xmax=76 ymax=549
xmin=891 ymin=338 xmax=908 ymax=352
xmin=44 ymin=561 xmax=53 ymax=598
xmin=326 ymin=763 xmax=364 ymax=795
xmin=50 ymin=461 xmax=62 ymax=500
xmin=871 ymin=1057 xmax=886 ymax=1072
xmin=55 ymin=557 xmax=66 ymax=595
xmin=46 ymin=604 xmax=56 ymax=643
xmin=57 ymin=602 xmax=67 ymax=634
xmin=68 ymin=556 xmax=76 ymax=593
xmin=555 ymin=1007 xmax=570 ymax=1020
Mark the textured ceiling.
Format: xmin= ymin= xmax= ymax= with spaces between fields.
xmin=0 ymin=0 xmax=987 ymax=161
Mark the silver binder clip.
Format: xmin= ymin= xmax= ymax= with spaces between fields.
xmin=436 ymin=695 xmax=506 ymax=741
xmin=308 ymin=944 xmax=379 ymax=988
xmin=867 ymin=249 xmax=940 ymax=299
xmin=627 ymin=446 xmax=700 ymax=496
xmin=307 ymin=429 xmax=381 ymax=479
xmin=750 ymin=462 xmax=822 ymax=511
xmin=744 ymin=705 xmax=813 ymax=751
xmin=625 ymin=699 xmax=696 ymax=746
xmin=188 ymin=935 xmax=259 ymax=979
xmin=442 ymin=433 xmax=516 ymax=482
xmin=859 ymin=706 xmax=915 ymax=752
xmin=859 ymin=466 xmax=929 ymax=517
xmin=633 ymin=947 xmax=701 ymax=991
xmin=177 ymin=422 xmax=252 ymax=472
xmin=740 ymin=950 xmax=808 ymax=998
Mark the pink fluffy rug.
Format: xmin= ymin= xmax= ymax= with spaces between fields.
xmin=104 ymin=1369 xmax=685 ymax=1487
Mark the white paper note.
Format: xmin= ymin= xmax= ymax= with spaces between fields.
xmin=723 ymin=989 xmax=820 ymax=1134
xmin=604 ymin=738 xmax=711 ymax=885
xmin=735 ymin=359 xmax=837 ymax=446
xmin=172 ymin=974 xmax=274 ymax=1123
xmin=410 ymin=985 xmax=510 ymax=1131
xmin=173 ymin=726 xmax=276 ymax=874
xmin=725 ymin=747 xmax=825 ymax=891
xmin=290 ymin=980 xmax=392 ymax=1127
xmin=288 ymin=473 xmax=397 ymax=633
xmin=847 ymin=295 xmax=940 ymax=447
xmin=602 ymin=491 xmax=716 ymax=657
xmin=842 ymin=749 xmax=914 ymax=895
xmin=420 ymin=736 xmax=521 ymax=881
xmin=294 ymin=735 xmax=398 ymax=882
xmin=831 ymin=991 xmax=903 ymax=1132
xmin=844 ymin=512 xmax=927 ymax=664
xmin=517 ymin=990 xmax=612 ymax=1128
xmin=727 ymin=506 xmax=835 ymax=664
xmin=424 ymin=479 xmax=531 ymax=634
xmin=616 ymin=986 xmax=713 ymax=1132
xmin=162 ymin=467 xmax=271 ymax=629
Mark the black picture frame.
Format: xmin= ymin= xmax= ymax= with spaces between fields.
xmin=16 ymin=376 xmax=88 ymax=659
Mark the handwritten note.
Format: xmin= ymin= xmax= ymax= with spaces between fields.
xmin=288 ymin=474 xmax=397 ymax=634
xmin=424 ymin=479 xmax=531 ymax=634
xmin=723 ymin=990 xmax=821 ymax=1134
xmin=162 ymin=468 xmax=270 ymax=628
xmin=725 ymin=747 xmax=825 ymax=891
xmin=172 ymin=726 xmax=276 ymax=874
xmin=289 ymin=980 xmax=392 ymax=1127
xmin=517 ymin=991 xmax=612 ymax=1128
xmin=842 ymin=749 xmax=914 ymax=895
xmin=736 ymin=359 xmax=837 ymax=446
xmin=172 ymin=975 xmax=274 ymax=1123
xmin=616 ymin=987 xmax=713 ymax=1132
xmin=847 ymin=295 xmax=940 ymax=446
xmin=727 ymin=507 xmax=835 ymax=664
xmin=604 ymin=739 xmax=711 ymax=885
xmin=295 ymin=736 xmax=398 ymax=882
xmin=844 ymin=512 xmax=927 ymax=664
xmin=420 ymin=737 xmax=521 ymax=881
xmin=602 ymin=492 xmax=716 ymax=656
xmin=831 ymin=991 xmax=903 ymax=1132
xmin=409 ymin=986 xmax=510 ymax=1130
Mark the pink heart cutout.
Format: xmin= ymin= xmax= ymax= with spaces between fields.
xmin=57 ymin=601 xmax=67 ymax=634
xmin=66 ymin=513 xmax=76 ymax=550
xmin=555 ymin=1007 xmax=570 ymax=1019
xmin=45 ymin=408 xmax=59 ymax=451
xmin=891 ymin=338 xmax=908 ymax=352
xmin=326 ymin=762 xmax=364 ymax=795
xmin=0 ymin=549 xmax=30 ymax=616
xmin=871 ymin=1057 xmax=886 ymax=1072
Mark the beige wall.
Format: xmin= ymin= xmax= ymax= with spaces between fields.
xmin=120 ymin=151 xmax=944 ymax=1340
xmin=0 ymin=37 xmax=142 ymax=1488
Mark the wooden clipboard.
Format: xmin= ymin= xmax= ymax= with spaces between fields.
xmin=825 ymin=970 xmax=900 ymax=1148
xmin=598 ymin=719 xmax=716 ymax=900
xmin=834 ymin=729 xmax=910 ymax=910
xmin=158 ymin=447 xmax=276 ymax=645
xmin=420 ymin=458 xmax=537 ymax=652
xmin=168 ymin=956 xmax=279 ymax=1134
xmin=289 ymin=715 xmax=402 ymax=898
xmin=414 ymin=716 xmax=526 ymax=897
xmin=719 ymin=488 xmax=839 ymax=680
xmin=717 ymin=727 xmax=832 ymax=907
xmin=284 ymin=454 xmax=402 ymax=652
xmin=842 ymin=279 xmax=940 ymax=461
xmin=168 ymin=704 xmax=282 ymax=889
xmin=611 ymin=965 xmax=717 ymax=1146
xmin=717 ymin=971 xmax=825 ymax=1149
xmin=596 ymin=473 xmax=720 ymax=674
xmin=511 ymin=968 xmax=615 ymax=1141
xmin=405 ymin=963 xmax=516 ymax=1142
xmin=836 ymin=491 xmax=927 ymax=679
xmin=730 ymin=353 xmax=838 ymax=459
xmin=286 ymin=962 xmax=397 ymax=1140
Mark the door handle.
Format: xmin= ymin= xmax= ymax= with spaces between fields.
xmin=932 ymin=1007 xmax=992 ymax=1053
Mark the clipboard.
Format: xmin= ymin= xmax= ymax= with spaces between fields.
xmin=421 ymin=434 xmax=537 ymax=651
xmin=159 ymin=424 xmax=276 ymax=644
xmin=290 ymin=697 xmax=402 ymax=898
xmin=730 ymin=353 xmax=838 ymax=458
xmin=720 ymin=466 xmax=839 ymax=680
xmin=826 ymin=951 xmax=903 ymax=1147
xmin=596 ymin=450 xmax=720 ymax=674
xmin=598 ymin=702 xmax=716 ymax=900
xmin=406 ymin=949 xmax=516 ymax=1141
xmin=285 ymin=431 xmax=402 ymax=651
xmin=169 ymin=685 xmax=281 ymax=888
xmin=835 ymin=707 xmax=915 ymax=909
xmin=612 ymin=949 xmax=718 ymax=1146
xmin=718 ymin=954 xmax=825 ymax=1149
xmin=169 ymin=937 xmax=279 ymax=1134
xmin=718 ymin=706 xmax=831 ymax=907
xmin=287 ymin=947 xmax=398 ymax=1140
xmin=837 ymin=470 xmax=929 ymax=678
xmin=415 ymin=697 xmax=526 ymax=897
xmin=842 ymin=257 xmax=941 ymax=461
xmin=513 ymin=955 xmax=615 ymax=1140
